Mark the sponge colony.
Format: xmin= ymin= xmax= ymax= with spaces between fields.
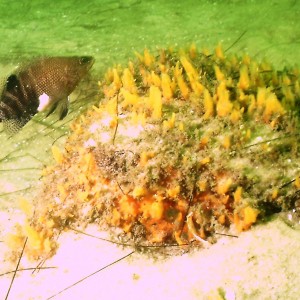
xmin=9 ymin=44 xmax=300 ymax=259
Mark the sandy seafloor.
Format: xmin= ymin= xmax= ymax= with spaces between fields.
xmin=0 ymin=0 xmax=300 ymax=299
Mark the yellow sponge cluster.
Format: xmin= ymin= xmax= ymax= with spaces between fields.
xmin=7 ymin=44 xmax=300 ymax=260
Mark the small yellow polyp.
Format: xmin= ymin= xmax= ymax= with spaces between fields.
xmin=294 ymin=176 xmax=300 ymax=189
xmin=19 ymin=198 xmax=33 ymax=216
xmin=149 ymin=85 xmax=162 ymax=118
xmin=132 ymin=186 xmax=147 ymax=197
xmin=234 ymin=187 xmax=242 ymax=204
xmin=51 ymin=145 xmax=64 ymax=164
xmin=151 ymin=71 xmax=161 ymax=87
xmin=217 ymin=178 xmax=232 ymax=195
xmin=180 ymin=56 xmax=198 ymax=78
xmin=214 ymin=65 xmax=225 ymax=81
xmin=121 ymin=89 xmax=139 ymax=107
xmin=263 ymin=92 xmax=285 ymax=122
xmin=139 ymin=151 xmax=155 ymax=166
xmin=143 ymin=48 xmax=154 ymax=67
xmin=122 ymin=68 xmax=137 ymax=93
xmin=203 ymin=89 xmax=214 ymax=119
xmin=215 ymin=43 xmax=224 ymax=59
xmin=243 ymin=206 xmax=259 ymax=228
xmin=163 ymin=112 xmax=176 ymax=130
xmin=256 ymin=87 xmax=267 ymax=108
xmin=112 ymin=68 xmax=122 ymax=91
xmin=150 ymin=200 xmax=164 ymax=219
xmin=167 ymin=185 xmax=180 ymax=198
xmin=216 ymin=82 xmax=232 ymax=117
xmin=200 ymin=156 xmax=210 ymax=165
xmin=161 ymin=72 xmax=173 ymax=100
xmin=222 ymin=135 xmax=231 ymax=149
xmin=238 ymin=65 xmax=250 ymax=90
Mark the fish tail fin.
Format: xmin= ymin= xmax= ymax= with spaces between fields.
xmin=3 ymin=117 xmax=31 ymax=135
xmin=0 ymin=103 xmax=5 ymax=122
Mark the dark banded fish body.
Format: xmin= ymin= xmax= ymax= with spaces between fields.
xmin=0 ymin=56 xmax=94 ymax=133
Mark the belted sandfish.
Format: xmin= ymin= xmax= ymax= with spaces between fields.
xmin=0 ymin=56 xmax=94 ymax=133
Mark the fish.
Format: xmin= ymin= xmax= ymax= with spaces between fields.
xmin=0 ymin=56 xmax=95 ymax=133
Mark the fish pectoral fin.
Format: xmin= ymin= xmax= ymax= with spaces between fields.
xmin=57 ymin=97 xmax=70 ymax=120
xmin=46 ymin=101 xmax=59 ymax=117
xmin=46 ymin=97 xmax=69 ymax=120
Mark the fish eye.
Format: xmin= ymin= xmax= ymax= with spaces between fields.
xmin=79 ymin=56 xmax=93 ymax=65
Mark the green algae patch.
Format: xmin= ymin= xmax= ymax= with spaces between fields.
xmin=6 ymin=44 xmax=300 ymax=260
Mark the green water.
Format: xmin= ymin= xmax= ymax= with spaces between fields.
xmin=0 ymin=0 xmax=299 ymax=67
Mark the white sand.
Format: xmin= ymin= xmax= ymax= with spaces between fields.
xmin=1 ymin=208 xmax=299 ymax=300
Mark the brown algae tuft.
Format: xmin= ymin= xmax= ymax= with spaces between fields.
xmin=6 ymin=44 xmax=300 ymax=260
